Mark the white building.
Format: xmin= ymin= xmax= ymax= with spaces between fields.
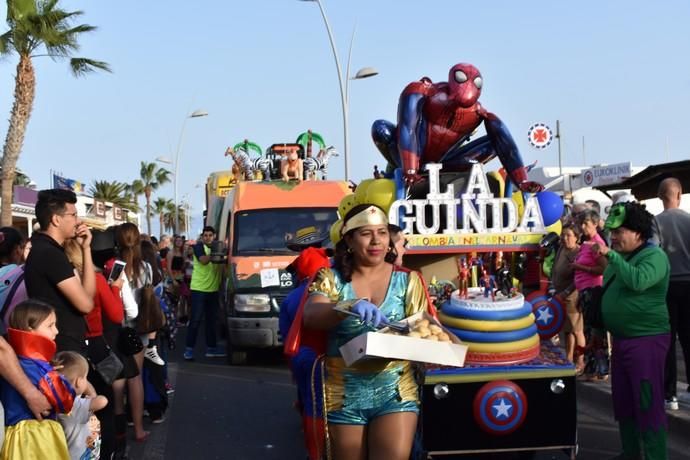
xmin=528 ymin=161 xmax=690 ymax=217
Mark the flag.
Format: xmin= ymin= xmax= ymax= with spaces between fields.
xmin=53 ymin=174 xmax=84 ymax=194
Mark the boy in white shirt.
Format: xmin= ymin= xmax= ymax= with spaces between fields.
xmin=54 ymin=351 xmax=108 ymax=460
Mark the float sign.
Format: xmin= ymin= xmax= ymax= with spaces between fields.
xmin=389 ymin=163 xmax=546 ymax=252
xmin=581 ymin=162 xmax=631 ymax=187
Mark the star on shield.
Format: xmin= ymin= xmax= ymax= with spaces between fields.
xmin=536 ymin=306 xmax=554 ymax=324
xmin=493 ymin=398 xmax=513 ymax=419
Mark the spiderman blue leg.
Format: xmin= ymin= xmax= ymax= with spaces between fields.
xmin=438 ymin=135 xmax=496 ymax=171
xmin=372 ymin=119 xmax=401 ymax=171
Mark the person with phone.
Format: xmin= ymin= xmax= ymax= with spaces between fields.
xmin=109 ymin=261 xmax=126 ymax=283
xmin=64 ymin=239 xmax=125 ymax=459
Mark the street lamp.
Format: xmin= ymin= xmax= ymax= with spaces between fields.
xmin=300 ymin=0 xmax=379 ymax=181
xmin=163 ymin=109 xmax=208 ymax=235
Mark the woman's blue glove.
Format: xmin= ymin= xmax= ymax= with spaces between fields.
xmin=351 ymin=300 xmax=389 ymax=327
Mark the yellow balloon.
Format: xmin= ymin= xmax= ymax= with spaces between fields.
xmin=330 ymin=219 xmax=344 ymax=245
xmin=365 ymin=179 xmax=396 ymax=214
xmin=545 ymin=219 xmax=562 ymax=235
xmin=512 ymin=191 xmax=525 ymax=220
xmin=353 ymin=179 xmax=375 ymax=205
xmin=338 ymin=194 xmax=356 ymax=219
xmin=487 ymin=171 xmax=505 ymax=198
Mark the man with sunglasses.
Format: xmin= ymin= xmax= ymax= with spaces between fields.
xmin=25 ymin=189 xmax=96 ymax=353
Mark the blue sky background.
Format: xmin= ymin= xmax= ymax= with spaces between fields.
xmin=1 ymin=0 xmax=689 ymax=236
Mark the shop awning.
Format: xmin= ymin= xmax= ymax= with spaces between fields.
xmin=596 ymin=160 xmax=690 ymax=200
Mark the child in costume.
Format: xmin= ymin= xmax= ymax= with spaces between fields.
xmin=0 ymin=300 xmax=76 ymax=460
xmin=54 ymin=351 xmax=108 ymax=460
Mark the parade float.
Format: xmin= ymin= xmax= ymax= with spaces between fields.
xmin=332 ymin=63 xmax=577 ymax=458
xmin=205 ymin=133 xmax=349 ymax=365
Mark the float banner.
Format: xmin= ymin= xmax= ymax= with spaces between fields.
xmin=406 ymin=232 xmax=542 ymax=251
xmin=53 ymin=174 xmax=84 ymax=194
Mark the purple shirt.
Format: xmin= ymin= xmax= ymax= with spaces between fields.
xmin=574 ymin=233 xmax=605 ymax=290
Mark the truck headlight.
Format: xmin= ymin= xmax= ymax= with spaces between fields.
xmin=234 ymin=294 xmax=271 ymax=312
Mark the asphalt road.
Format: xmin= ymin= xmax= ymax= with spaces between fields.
xmin=126 ymin=335 xmax=690 ymax=460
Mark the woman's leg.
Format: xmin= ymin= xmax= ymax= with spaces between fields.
xmin=328 ymin=424 xmax=367 ymax=460
xmin=565 ymin=333 xmax=575 ymax=362
xmin=128 ymin=350 xmax=148 ymax=439
xmin=574 ymin=327 xmax=586 ymax=371
xmin=112 ymin=378 xmax=127 ymax=456
xmin=368 ymin=412 xmax=418 ymax=460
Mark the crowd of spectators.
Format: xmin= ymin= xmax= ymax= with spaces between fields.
xmin=0 ymin=189 xmax=196 ymax=459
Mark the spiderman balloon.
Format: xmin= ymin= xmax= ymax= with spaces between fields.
xmin=372 ymin=63 xmax=543 ymax=192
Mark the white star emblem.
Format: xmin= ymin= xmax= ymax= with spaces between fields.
xmin=493 ymin=398 xmax=512 ymax=419
xmin=536 ymin=306 xmax=553 ymax=325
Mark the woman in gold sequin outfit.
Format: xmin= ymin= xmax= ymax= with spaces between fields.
xmin=304 ymin=204 xmax=434 ymax=459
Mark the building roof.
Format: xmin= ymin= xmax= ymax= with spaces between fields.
xmin=596 ymin=160 xmax=690 ymax=200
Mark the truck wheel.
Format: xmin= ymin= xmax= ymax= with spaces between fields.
xmin=225 ymin=340 xmax=247 ymax=365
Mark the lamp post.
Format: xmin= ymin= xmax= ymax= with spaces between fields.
xmin=158 ymin=109 xmax=208 ymax=235
xmin=300 ymin=0 xmax=378 ymax=181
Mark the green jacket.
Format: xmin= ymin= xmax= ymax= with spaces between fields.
xmin=601 ymin=244 xmax=670 ymax=338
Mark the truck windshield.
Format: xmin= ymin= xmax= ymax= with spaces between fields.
xmin=234 ymin=207 xmax=338 ymax=255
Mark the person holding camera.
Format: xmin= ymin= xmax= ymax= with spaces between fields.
xmin=183 ymin=226 xmax=224 ymax=361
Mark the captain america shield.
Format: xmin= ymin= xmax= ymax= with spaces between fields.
xmin=473 ymin=380 xmax=528 ymax=435
xmin=525 ymin=292 xmax=564 ymax=339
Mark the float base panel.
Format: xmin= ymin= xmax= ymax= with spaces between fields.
xmin=422 ymin=343 xmax=577 ymax=455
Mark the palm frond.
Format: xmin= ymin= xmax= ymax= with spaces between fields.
xmin=69 ymin=58 xmax=111 ymax=76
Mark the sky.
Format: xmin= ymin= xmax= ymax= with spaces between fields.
xmin=1 ymin=0 xmax=689 ymax=237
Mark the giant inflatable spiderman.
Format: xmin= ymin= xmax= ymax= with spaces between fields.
xmin=372 ymin=63 xmax=543 ymax=192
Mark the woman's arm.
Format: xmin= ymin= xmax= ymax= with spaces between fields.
xmin=166 ymin=251 xmax=174 ymax=277
xmin=303 ymin=294 xmax=344 ymax=330
xmin=120 ymin=277 xmax=138 ymax=321
xmin=96 ymin=273 xmax=125 ymax=324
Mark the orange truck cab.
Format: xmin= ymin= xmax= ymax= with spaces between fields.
xmin=207 ymin=178 xmax=349 ymax=364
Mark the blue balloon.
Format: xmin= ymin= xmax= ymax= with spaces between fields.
xmin=536 ymin=191 xmax=564 ymax=227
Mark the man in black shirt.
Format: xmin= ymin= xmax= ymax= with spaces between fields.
xmin=25 ymin=189 xmax=96 ymax=353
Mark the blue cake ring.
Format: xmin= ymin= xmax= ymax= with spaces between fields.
xmin=441 ymin=301 xmax=533 ymax=321
xmin=446 ymin=323 xmax=538 ymax=343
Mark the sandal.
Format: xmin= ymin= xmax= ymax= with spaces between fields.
xmin=134 ymin=431 xmax=150 ymax=443
xmin=574 ymin=345 xmax=587 ymax=359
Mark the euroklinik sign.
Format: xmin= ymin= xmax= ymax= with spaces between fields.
xmin=389 ymin=163 xmax=546 ymax=251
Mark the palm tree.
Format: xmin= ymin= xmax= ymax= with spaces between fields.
xmin=139 ymin=161 xmax=171 ymax=235
xmin=124 ymin=180 xmax=144 ymax=213
xmin=14 ymin=170 xmax=33 ymax=188
xmin=0 ymin=0 xmax=110 ymax=225
xmin=89 ymin=179 xmax=138 ymax=212
xmin=0 ymin=167 xmax=33 ymax=188
xmin=163 ymin=202 xmax=188 ymax=234
xmin=152 ymin=196 xmax=173 ymax=238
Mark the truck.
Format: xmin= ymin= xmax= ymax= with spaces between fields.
xmin=207 ymin=177 xmax=350 ymax=364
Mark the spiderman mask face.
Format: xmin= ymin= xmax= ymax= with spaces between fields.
xmin=447 ymin=63 xmax=483 ymax=108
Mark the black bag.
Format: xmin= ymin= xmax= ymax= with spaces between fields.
xmin=136 ymin=265 xmax=167 ymax=334
xmin=117 ymin=326 xmax=144 ymax=356
xmin=581 ymin=286 xmax=604 ymax=330
xmin=94 ymin=349 xmax=124 ymax=385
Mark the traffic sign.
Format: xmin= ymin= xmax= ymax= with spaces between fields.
xmin=527 ymin=123 xmax=553 ymax=149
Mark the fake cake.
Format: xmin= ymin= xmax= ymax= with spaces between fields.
xmin=439 ymin=288 xmax=539 ymax=365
